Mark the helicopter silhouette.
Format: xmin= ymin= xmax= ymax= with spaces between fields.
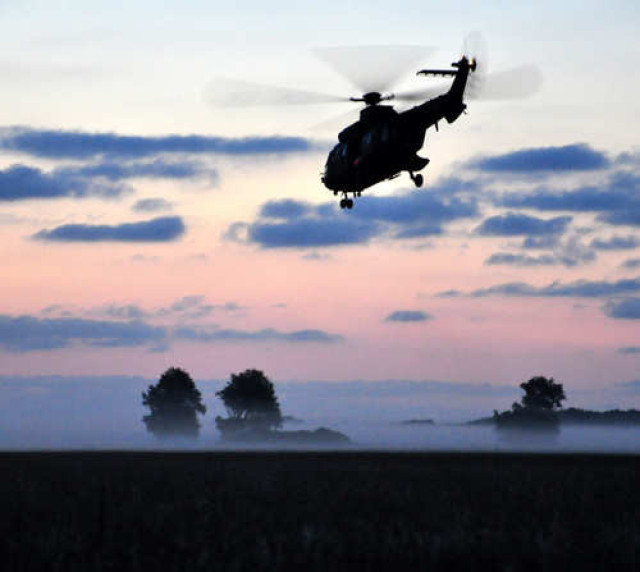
xmin=206 ymin=38 xmax=541 ymax=210
xmin=323 ymin=56 xmax=476 ymax=209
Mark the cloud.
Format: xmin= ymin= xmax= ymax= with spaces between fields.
xmin=260 ymin=199 xmax=312 ymax=219
xmin=247 ymin=217 xmax=380 ymax=248
xmin=485 ymin=253 xmax=563 ymax=267
xmin=132 ymin=198 xmax=173 ymax=213
xmin=0 ymin=315 xmax=167 ymax=352
xmin=102 ymin=305 xmax=149 ymax=320
xmin=619 ymin=347 xmax=640 ymax=355
xmin=590 ymin=236 xmax=640 ymax=250
xmin=522 ymin=235 xmax=562 ymax=249
xmin=475 ymin=212 xmax=571 ymax=237
xmin=385 ymin=310 xmax=431 ymax=323
xmin=499 ymin=172 xmax=640 ymax=224
xmin=470 ymin=143 xmax=610 ymax=173
xmin=227 ymin=184 xmax=479 ymax=249
xmin=58 ymin=159 xmax=218 ymax=183
xmin=487 ymin=235 xmax=596 ymax=268
xmin=0 ymin=164 xmax=128 ymax=202
xmin=603 ymin=297 xmax=640 ymax=320
xmin=33 ymin=216 xmax=186 ymax=242
xmin=485 ymin=250 xmax=595 ymax=268
xmin=351 ymin=188 xmax=479 ymax=235
xmin=54 ymin=296 xmax=243 ymax=322
xmin=174 ymin=326 xmax=344 ymax=343
xmin=622 ymin=258 xmax=640 ymax=270
xmin=0 ymin=127 xmax=313 ymax=160
xmin=441 ymin=277 xmax=640 ymax=298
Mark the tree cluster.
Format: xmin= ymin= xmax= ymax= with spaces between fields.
xmin=494 ymin=376 xmax=566 ymax=430
xmin=142 ymin=367 xmax=281 ymax=440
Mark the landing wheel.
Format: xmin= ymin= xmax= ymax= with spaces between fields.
xmin=339 ymin=198 xmax=346 ymax=209
xmin=346 ymin=199 xmax=354 ymax=209
xmin=413 ymin=174 xmax=424 ymax=187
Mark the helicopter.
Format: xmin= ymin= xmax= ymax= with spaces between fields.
xmin=323 ymin=56 xmax=476 ymax=209
xmin=206 ymin=39 xmax=541 ymax=210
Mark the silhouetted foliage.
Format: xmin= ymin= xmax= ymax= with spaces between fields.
xmin=494 ymin=376 xmax=566 ymax=431
xmin=142 ymin=367 xmax=206 ymax=438
xmin=519 ymin=376 xmax=566 ymax=410
xmin=215 ymin=369 xmax=282 ymax=436
xmin=559 ymin=408 xmax=640 ymax=425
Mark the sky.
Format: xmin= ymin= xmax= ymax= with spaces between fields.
xmin=2 ymin=0 xmax=640 ymax=437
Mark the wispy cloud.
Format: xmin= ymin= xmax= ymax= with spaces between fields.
xmin=619 ymin=347 xmax=640 ymax=355
xmin=499 ymin=172 xmax=640 ymax=228
xmin=470 ymin=143 xmax=610 ymax=174
xmin=590 ymin=236 xmax=640 ymax=250
xmin=132 ymin=198 xmax=173 ymax=213
xmin=0 ymin=315 xmax=167 ymax=352
xmin=440 ymin=277 xmax=640 ymax=298
xmin=0 ymin=127 xmax=313 ymax=160
xmin=604 ymin=297 xmax=640 ymax=320
xmin=57 ymin=159 xmax=218 ymax=183
xmin=475 ymin=213 xmax=571 ymax=237
xmin=385 ymin=310 xmax=432 ymax=323
xmin=174 ymin=326 xmax=344 ymax=343
xmin=622 ymin=258 xmax=640 ymax=270
xmin=0 ymin=164 xmax=128 ymax=201
xmin=33 ymin=216 xmax=186 ymax=242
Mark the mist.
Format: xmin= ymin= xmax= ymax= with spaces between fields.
xmin=2 ymin=375 xmax=640 ymax=452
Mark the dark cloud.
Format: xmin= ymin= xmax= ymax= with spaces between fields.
xmin=499 ymin=173 xmax=640 ymax=223
xmin=247 ymin=217 xmax=380 ymax=248
xmin=174 ymin=326 xmax=344 ymax=343
xmin=0 ymin=315 xmax=166 ymax=352
xmin=132 ymin=198 xmax=173 ymax=213
xmin=487 ymin=235 xmax=596 ymax=268
xmin=470 ymin=143 xmax=610 ymax=173
xmin=0 ymin=164 xmax=127 ymax=201
xmin=73 ymin=296 xmax=242 ymax=322
xmin=33 ymin=216 xmax=186 ymax=242
xmin=59 ymin=159 xmax=218 ymax=183
xmin=604 ymin=297 xmax=640 ymax=320
xmin=522 ymin=235 xmax=562 ymax=249
xmin=485 ymin=249 xmax=595 ymax=268
xmin=103 ymin=305 xmax=148 ymax=320
xmin=619 ymin=347 xmax=640 ymax=355
xmin=591 ymin=236 xmax=640 ymax=250
xmin=227 ymin=186 xmax=479 ymax=249
xmin=441 ymin=277 xmax=640 ymax=298
xmin=485 ymin=253 xmax=560 ymax=267
xmin=260 ymin=199 xmax=312 ymax=219
xmin=0 ymin=127 xmax=313 ymax=160
xmin=385 ymin=310 xmax=431 ymax=323
xmin=475 ymin=212 xmax=571 ymax=237
xmin=622 ymin=258 xmax=640 ymax=270
xmin=352 ymin=189 xmax=478 ymax=231
xmin=599 ymin=210 xmax=640 ymax=227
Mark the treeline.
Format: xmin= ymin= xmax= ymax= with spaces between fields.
xmin=491 ymin=376 xmax=640 ymax=430
xmin=142 ymin=367 xmax=348 ymax=443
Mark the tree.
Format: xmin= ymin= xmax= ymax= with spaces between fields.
xmin=142 ymin=367 xmax=206 ymax=438
xmin=215 ymin=369 xmax=282 ymax=435
xmin=519 ymin=376 xmax=566 ymax=411
xmin=494 ymin=375 xmax=566 ymax=431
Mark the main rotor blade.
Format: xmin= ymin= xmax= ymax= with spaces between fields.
xmin=312 ymin=45 xmax=435 ymax=95
xmin=205 ymin=78 xmax=349 ymax=107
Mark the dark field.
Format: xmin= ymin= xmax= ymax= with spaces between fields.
xmin=2 ymin=452 xmax=639 ymax=571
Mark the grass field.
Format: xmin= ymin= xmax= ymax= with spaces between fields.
xmin=1 ymin=451 xmax=639 ymax=571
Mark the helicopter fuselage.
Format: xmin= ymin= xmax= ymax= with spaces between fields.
xmin=322 ymin=57 xmax=474 ymax=207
